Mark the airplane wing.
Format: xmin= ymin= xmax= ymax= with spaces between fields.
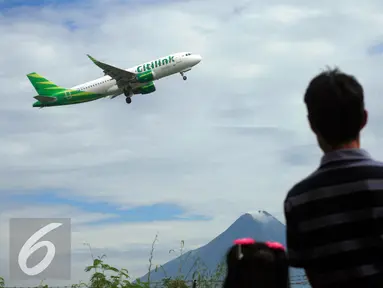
xmin=86 ymin=55 xmax=137 ymax=88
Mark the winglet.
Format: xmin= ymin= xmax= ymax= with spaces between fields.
xmin=87 ymin=54 xmax=97 ymax=63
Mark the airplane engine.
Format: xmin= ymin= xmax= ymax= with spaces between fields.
xmin=135 ymin=81 xmax=156 ymax=94
xmin=136 ymin=70 xmax=156 ymax=83
xmin=106 ymin=84 xmax=120 ymax=94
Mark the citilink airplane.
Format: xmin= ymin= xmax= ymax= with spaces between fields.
xmin=28 ymin=52 xmax=202 ymax=107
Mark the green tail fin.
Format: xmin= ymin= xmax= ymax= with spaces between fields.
xmin=27 ymin=72 xmax=66 ymax=96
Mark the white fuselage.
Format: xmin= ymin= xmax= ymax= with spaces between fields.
xmin=72 ymin=52 xmax=202 ymax=97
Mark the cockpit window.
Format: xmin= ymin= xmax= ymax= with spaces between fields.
xmin=185 ymin=53 xmax=191 ymax=56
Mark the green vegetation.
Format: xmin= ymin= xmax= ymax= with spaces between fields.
xmin=0 ymin=235 xmax=226 ymax=288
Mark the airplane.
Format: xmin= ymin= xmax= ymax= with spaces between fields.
xmin=28 ymin=52 xmax=202 ymax=107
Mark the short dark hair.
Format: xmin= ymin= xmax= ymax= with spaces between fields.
xmin=304 ymin=67 xmax=365 ymax=146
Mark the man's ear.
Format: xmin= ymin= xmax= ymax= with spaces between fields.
xmin=361 ymin=109 xmax=368 ymax=129
xmin=307 ymin=114 xmax=316 ymax=133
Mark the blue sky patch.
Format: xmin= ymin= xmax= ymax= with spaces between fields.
xmin=0 ymin=0 xmax=179 ymax=11
xmin=6 ymin=191 xmax=209 ymax=224
xmin=63 ymin=20 xmax=79 ymax=31
xmin=0 ymin=0 xmax=78 ymax=9
xmin=367 ymin=42 xmax=383 ymax=55
xmin=0 ymin=0 xmax=92 ymax=14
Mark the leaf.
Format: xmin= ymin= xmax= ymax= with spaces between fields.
xmin=84 ymin=265 xmax=94 ymax=272
xmin=93 ymin=258 xmax=103 ymax=267
xmin=109 ymin=266 xmax=120 ymax=273
xmin=119 ymin=269 xmax=129 ymax=278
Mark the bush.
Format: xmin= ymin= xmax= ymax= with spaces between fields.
xmin=0 ymin=236 xmax=225 ymax=288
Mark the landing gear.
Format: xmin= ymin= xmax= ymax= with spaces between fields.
xmin=180 ymin=72 xmax=187 ymax=80
xmin=124 ymin=88 xmax=132 ymax=104
xmin=124 ymin=89 xmax=131 ymax=97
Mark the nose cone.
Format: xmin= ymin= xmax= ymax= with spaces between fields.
xmin=190 ymin=54 xmax=201 ymax=66
xmin=194 ymin=54 xmax=202 ymax=64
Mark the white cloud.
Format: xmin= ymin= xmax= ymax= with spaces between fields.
xmin=1 ymin=0 xmax=383 ymax=285
xmin=259 ymin=5 xmax=326 ymax=24
xmin=263 ymin=39 xmax=335 ymax=57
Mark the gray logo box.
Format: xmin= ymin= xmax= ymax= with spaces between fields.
xmin=9 ymin=218 xmax=71 ymax=280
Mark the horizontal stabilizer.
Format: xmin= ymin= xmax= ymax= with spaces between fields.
xmin=34 ymin=95 xmax=57 ymax=103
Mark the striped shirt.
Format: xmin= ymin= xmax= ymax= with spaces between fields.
xmin=284 ymin=148 xmax=383 ymax=287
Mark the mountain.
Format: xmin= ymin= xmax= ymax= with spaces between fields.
xmin=139 ymin=211 xmax=308 ymax=285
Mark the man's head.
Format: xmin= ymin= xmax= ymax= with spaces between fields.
xmin=223 ymin=242 xmax=290 ymax=288
xmin=304 ymin=67 xmax=367 ymax=151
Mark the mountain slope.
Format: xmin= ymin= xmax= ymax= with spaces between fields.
xmin=140 ymin=211 xmax=305 ymax=282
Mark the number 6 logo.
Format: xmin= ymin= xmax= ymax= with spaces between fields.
xmin=18 ymin=223 xmax=63 ymax=276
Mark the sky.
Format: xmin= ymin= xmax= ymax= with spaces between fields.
xmin=1 ymin=0 xmax=383 ymax=286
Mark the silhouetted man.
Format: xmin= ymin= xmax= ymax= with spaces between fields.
xmin=284 ymin=67 xmax=383 ymax=288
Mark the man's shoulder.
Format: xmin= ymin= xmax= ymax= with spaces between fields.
xmin=286 ymin=154 xmax=383 ymax=200
xmin=285 ymin=169 xmax=319 ymax=200
xmin=365 ymin=158 xmax=383 ymax=168
xmin=284 ymin=155 xmax=383 ymax=214
xmin=284 ymin=170 xmax=320 ymax=215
